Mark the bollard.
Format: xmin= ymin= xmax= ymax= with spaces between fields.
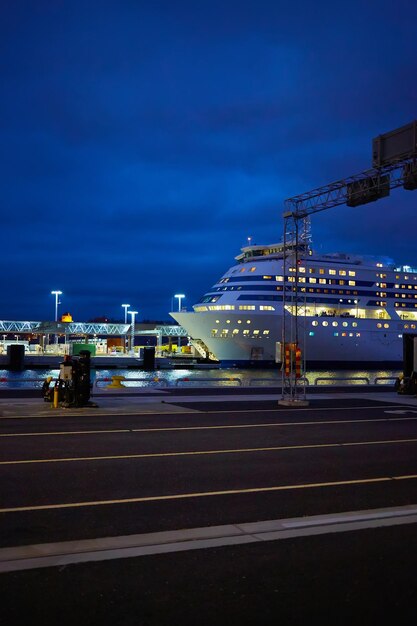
xmin=52 ymin=384 xmax=59 ymax=408
xmin=106 ymin=375 xmax=126 ymax=388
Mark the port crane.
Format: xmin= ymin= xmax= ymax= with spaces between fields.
xmin=281 ymin=120 xmax=417 ymax=405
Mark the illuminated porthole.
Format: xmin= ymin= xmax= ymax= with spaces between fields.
xmin=383 ymin=323 xmax=389 ymax=328
xmin=312 ymin=321 xmax=318 ymax=326
xmin=342 ymin=322 xmax=348 ymax=327
xmin=322 ymin=321 xmax=328 ymax=326
xmin=332 ymin=321 xmax=338 ymax=327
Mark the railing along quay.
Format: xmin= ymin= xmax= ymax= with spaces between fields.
xmin=0 ymin=375 xmax=398 ymax=388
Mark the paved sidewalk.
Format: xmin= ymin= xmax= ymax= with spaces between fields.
xmin=0 ymin=386 xmax=416 ymax=418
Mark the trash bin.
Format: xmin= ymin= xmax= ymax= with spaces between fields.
xmin=143 ymin=346 xmax=155 ymax=370
xmin=7 ymin=344 xmax=25 ymax=371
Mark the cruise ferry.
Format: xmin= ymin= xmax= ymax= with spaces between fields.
xmin=170 ymin=238 xmax=417 ymax=368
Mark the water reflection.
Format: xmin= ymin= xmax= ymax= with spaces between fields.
xmin=0 ymin=367 xmax=401 ymax=388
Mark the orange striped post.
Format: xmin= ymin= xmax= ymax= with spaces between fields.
xmin=295 ymin=346 xmax=302 ymax=379
xmin=285 ymin=344 xmax=291 ymax=377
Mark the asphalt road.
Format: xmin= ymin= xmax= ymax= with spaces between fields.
xmin=1 ymin=396 xmax=417 ymax=624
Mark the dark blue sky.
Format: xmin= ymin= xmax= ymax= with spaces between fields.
xmin=1 ymin=0 xmax=417 ymax=322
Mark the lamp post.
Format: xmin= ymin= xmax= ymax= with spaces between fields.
xmin=121 ymin=303 xmax=130 ymax=324
xmin=121 ymin=304 xmax=130 ymax=353
xmin=174 ymin=294 xmax=185 ymax=312
xmin=51 ymin=290 xmax=62 ymax=322
xmin=128 ymin=310 xmax=138 ymax=354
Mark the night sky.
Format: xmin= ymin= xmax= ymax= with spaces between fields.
xmin=2 ymin=0 xmax=417 ymax=323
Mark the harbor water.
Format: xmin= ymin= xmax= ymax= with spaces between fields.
xmin=0 ymin=367 xmax=401 ymax=389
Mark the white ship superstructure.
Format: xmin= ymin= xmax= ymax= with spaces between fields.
xmin=170 ymin=240 xmax=417 ymax=367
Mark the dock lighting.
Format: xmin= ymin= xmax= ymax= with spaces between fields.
xmin=121 ymin=304 xmax=130 ymax=324
xmin=51 ymin=290 xmax=62 ymax=322
xmin=128 ymin=310 xmax=138 ymax=353
xmin=174 ymin=294 xmax=185 ymax=312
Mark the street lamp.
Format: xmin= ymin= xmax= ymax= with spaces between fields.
xmin=121 ymin=303 xmax=130 ymax=324
xmin=51 ymin=290 xmax=62 ymax=322
xmin=128 ymin=310 xmax=138 ymax=354
xmin=174 ymin=294 xmax=185 ymax=312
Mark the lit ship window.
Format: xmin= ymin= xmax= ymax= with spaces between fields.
xmin=322 ymin=321 xmax=328 ymax=326
xmin=208 ymin=305 xmax=236 ymax=311
xmin=332 ymin=321 xmax=338 ymax=326
xmin=275 ymin=276 xmax=284 ymax=281
xmin=260 ymin=305 xmax=275 ymax=311
xmin=232 ymin=329 xmax=239 ymax=334
xmin=263 ymin=330 xmax=270 ymax=335
xmin=342 ymin=322 xmax=348 ymax=327
xmin=339 ymin=270 xmax=347 ymax=276
xmin=239 ymin=305 xmax=255 ymax=310
xmin=250 ymin=267 xmax=256 ymax=272
xmin=312 ymin=321 xmax=318 ymax=326
xmin=349 ymin=271 xmax=356 ymax=276
xmin=329 ymin=269 xmax=336 ymax=275
xmin=253 ymin=330 xmax=260 ymax=335
xmin=243 ymin=330 xmax=250 ymax=335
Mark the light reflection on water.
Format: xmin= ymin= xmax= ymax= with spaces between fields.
xmin=0 ymin=367 xmax=401 ymax=388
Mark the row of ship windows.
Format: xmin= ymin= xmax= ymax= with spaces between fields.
xmin=232 ymin=267 xmax=358 ymax=276
xmin=211 ymin=329 xmax=270 ymax=337
xmin=309 ymin=331 xmax=361 ymax=338
xmin=201 ymin=291 xmax=417 ymax=306
xmin=232 ymin=266 xmax=417 ymax=280
xmin=212 ymin=329 xmax=409 ymax=340
xmin=221 ymin=277 xmax=417 ymax=290
xmin=311 ymin=320 xmax=393 ymax=328
xmin=195 ymin=305 xmax=276 ymax=311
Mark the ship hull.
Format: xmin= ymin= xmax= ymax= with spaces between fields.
xmin=171 ymin=311 xmax=404 ymax=368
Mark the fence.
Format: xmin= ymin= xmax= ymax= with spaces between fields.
xmin=0 ymin=374 xmax=399 ymax=388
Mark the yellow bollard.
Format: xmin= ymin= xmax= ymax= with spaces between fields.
xmin=52 ymin=385 xmax=59 ymax=408
xmin=106 ymin=375 xmax=126 ymax=388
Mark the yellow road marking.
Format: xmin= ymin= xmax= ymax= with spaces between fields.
xmin=0 ymin=429 xmax=130 ymax=438
xmin=2 ymin=416 xmax=417 ymax=438
xmin=1 ymin=474 xmax=416 ymax=514
xmin=1 ymin=437 xmax=417 ymax=465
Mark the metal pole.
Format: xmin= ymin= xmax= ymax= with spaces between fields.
xmin=128 ymin=310 xmax=138 ymax=355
